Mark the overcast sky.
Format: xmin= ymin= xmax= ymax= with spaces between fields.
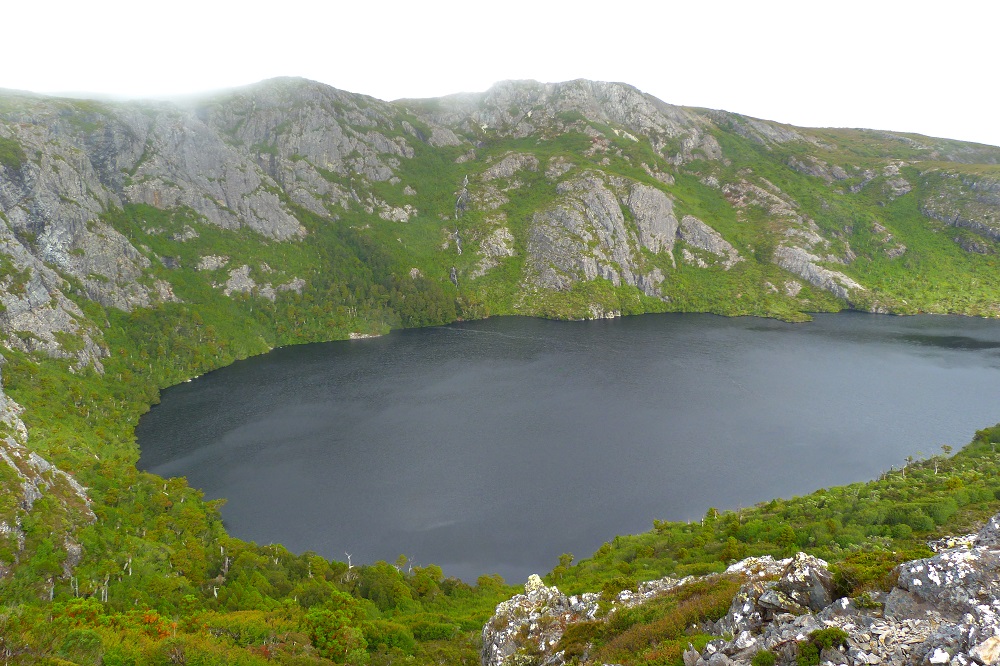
xmin=4 ymin=1 xmax=997 ymax=147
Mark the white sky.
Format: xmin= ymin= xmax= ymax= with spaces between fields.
xmin=4 ymin=1 xmax=998 ymax=147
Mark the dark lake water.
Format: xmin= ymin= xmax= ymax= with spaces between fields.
xmin=137 ymin=313 xmax=1000 ymax=583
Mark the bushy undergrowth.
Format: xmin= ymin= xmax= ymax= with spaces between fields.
xmin=555 ymin=425 xmax=1000 ymax=597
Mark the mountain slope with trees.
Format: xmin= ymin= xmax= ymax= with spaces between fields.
xmin=2 ymin=77 xmax=1000 ymax=664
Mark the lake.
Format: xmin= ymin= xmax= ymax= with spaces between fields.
xmin=137 ymin=313 xmax=1000 ymax=583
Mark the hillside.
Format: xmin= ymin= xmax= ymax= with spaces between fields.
xmin=2 ymin=77 xmax=1000 ymax=664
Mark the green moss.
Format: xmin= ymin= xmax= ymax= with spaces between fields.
xmin=251 ymin=142 xmax=279 ymax=156
xmin=752 ymin=650 xmax=777 ymax=666
xmin=0 ymin=135 xmax=27 ymax=170
xmin=52 ymin=331 xmax=85 ymax=354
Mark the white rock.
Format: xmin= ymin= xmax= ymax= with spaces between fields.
xmin=971 ymin=636 xmax=1000 ymax=664
xmin=734 ymin=630 xmax=756 ymax=650
xmin=524 ymin=574 xmax=546 ymax=594
xmin=929 ymin=647 xmax=952 ymax=664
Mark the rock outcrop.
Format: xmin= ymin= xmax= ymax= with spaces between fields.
xmin=198 ymin=77 xmax=444 ymax=219
xmin=526 ymin=173 xmax=671 ymax=297
xmin=482 ymin=153 xmax=539 ymax=182
xmin=410 ymin=79 xmax=718 ymax=162
xmin=773 ymin=246 xmax=864 ymax=301
xmin=679 ymin=215 xmax=742 ymax=269
xmin=471 ymin=223 xmax=517 ymax=278
xmin=483 ymin=513 xmax=1000 ymax=666
xmin=523 ymin=172 xmax=744 ymax=298
xmin=920 ymin=172 xmax=1000 ymax=246
xmin=0 ymin=220 xmax=106 ymax=370
xmin=482 ymin=572 xmax=695 ymax=666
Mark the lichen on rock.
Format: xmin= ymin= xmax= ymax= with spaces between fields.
xmin=482 ymin=513 xmax=1000 ymax=666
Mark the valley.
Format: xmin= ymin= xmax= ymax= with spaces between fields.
xmin=2 ymin=77 xmax=1000 ymax=664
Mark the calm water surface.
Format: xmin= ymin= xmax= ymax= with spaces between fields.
xmin=137 ymin=313 xmax=1000 ymax=582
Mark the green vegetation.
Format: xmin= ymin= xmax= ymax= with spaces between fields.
xmin=553 ymin=576 xmax=740 ymax=665
xmin=796 ymin=628 xmax=849 ymax=665
xmin=0 ymin=196 xmax=505 ymax=663
xmin=753 ymin=650 xmax=778 ymax=666
xmin=4 ymin=305 xmax=998 ymax=666
xmin=0 ymin=135 xmax=26 ymax=170
xmin=3 ymin=82 xmax=1000 ymax=665
xmin=556 ymin=427 xmax=1000 ymax=596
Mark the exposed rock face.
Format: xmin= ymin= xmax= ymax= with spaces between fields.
xmin=482 ymin=572 xmax=693 ymax=666
xmin=526 ymin=173 xmax=671 ymax=297
xmin=880 ymin=517 xmax=1000 ymax=666
xmin=0 ymin=222 xmax=106 ymax=369
xmin=711 ymin=553 xmax=837 ymax=645
xmin=483 ymin=514 xmax=1000 ymax=666
xmin=122 ymin=106 xmax=305 ymax=240
xmin=519 ymin=169 xmax=746 ymax=298
xmin=219 ymin=264 xmax=304 ymax=301
xmin=199 ymin=77 xmax=431 ymax=218
xmin=374 ymin=199 xmax=417 ymax=222
xmin=222 ymin=264 xmax=257 ymax=296
xmin=197 ymin=254 xmax=229 ymax=271
xmin=717 ymin=176 xmax=867 ymax=299
xmin=546 ymin=156 xmax=575 ymax=181
xmin=679 ymin=215 xmax=742 ymax=268
xmin=472 ymin=224 xmax=517 ymax=278
xmin=920 ymin=172 xmax=1000 ymax=247
xmin=626 ymin=183 xmax=679 ymax=253
xmin=0 ymin=105 xmax=158 ymax=318
xmin=870 ymin=222 xmax=907 ymax=259
xmin=482 ymin=153 xmax=539 ymax=181
xmin=713 ymin=112 xmax=807 ymax=146
xmin=773 ymin=246 xmax=864 ymax=301
xmin=787 ymin=156 xmax=850 ymax=183
xmin=882 ymin=163 xmax=912 ymax=199
xmin=415 ymin=78 xmax=719 ymax=162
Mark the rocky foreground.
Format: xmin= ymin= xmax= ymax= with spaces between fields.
xmin=482 ymin=514 xmax=1000 ymax=666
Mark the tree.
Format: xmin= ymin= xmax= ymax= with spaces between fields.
xmin=720 ymin=536 xmax=746 ymax=562
xmin=776 ymin=525 xmax=797 ymax=552
xmin=409 ymin=564 xmax=443 ymax=599
xmin=394 ymin=554 xmax=409 ymax=573
xmin=303 ymin=591 xmax=370 ymax=664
